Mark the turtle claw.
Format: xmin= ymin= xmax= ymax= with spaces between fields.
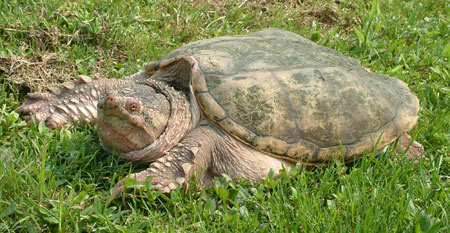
xmin=108 ymin=170 xmax=170 ymax=201
xmin=109 ymin=170 xmax=149 ymax=201
xmin=17 ymin=90 xmax=70 ymax=128
xmin=45 ymin=113 xmax=70 ymax=129
xmin=108 ymin=165 xmax=187 ymax=201
xmin=16 ymin=95 xmax=51 ymax=122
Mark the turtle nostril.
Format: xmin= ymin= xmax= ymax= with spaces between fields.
xmin=106 ymin=96 xmax=115 ymax=105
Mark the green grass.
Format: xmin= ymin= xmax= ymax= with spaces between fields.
xmin=0 ymin=0 xmax=449 ymax=232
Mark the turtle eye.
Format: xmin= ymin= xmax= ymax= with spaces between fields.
xmin=126 ymin=100 xmax=141 ymax=112
xmin=130 ymin=103 xmax=138 ymax=111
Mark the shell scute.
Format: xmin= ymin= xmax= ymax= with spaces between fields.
xmin=159 ymin=29 xmax=419 ymax=163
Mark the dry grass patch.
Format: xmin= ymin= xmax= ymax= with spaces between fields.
xmin=0 ymin=53 xmax=77 ymax=91
xmin=0 ymin=24 xmax=126 ymax=91
xmin=0 ymin=51 xmax=116 ymax=91
xmin=192 ymin=0 xmax=359 ymax=30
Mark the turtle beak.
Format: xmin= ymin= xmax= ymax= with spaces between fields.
xmin=96 ymin=96 xmax=155 ymax=154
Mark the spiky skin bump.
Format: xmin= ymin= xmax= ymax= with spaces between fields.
xmin=17 ymin=29 xmax=424 ymax=200
xmin=109 ymin=122 xmax=294 ymax=201
xmin=17 ymin=75 xmax=126 ymax=129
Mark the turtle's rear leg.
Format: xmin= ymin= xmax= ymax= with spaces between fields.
xmin=17 ymin=75 xmax=128 ymax=128
xmin=398 ymin=133 xmax=427 ymax=163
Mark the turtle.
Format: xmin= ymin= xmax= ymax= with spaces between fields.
xmin=17 ymin=29 xmax=424 ymax=200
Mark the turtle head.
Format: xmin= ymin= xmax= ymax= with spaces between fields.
xmin=97 ymin=83 xmax=170 ymax=154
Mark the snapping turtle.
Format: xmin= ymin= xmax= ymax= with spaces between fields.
xmin=17 ymin=29 xmax=423 ymax=199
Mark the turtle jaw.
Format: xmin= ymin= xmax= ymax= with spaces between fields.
xmin=97 ymin=96 xmax=155 ymax=154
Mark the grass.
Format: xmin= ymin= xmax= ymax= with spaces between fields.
xmin=0 ymin=0 xmax=449 ymax=232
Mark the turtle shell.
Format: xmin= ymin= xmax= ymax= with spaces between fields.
xmin=161 ymin=29 xmax=419 ymax=164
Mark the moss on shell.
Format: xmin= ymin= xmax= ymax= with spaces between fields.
xmin=226 ymin=85 xmax=274 ymax=136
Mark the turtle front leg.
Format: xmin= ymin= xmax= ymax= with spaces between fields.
xmin=109 ymin=126 xmax=217 ymax=200
xmin=17 ymin=75 xmax=127 ymax=129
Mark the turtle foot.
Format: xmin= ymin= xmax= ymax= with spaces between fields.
xmin=399 ymin=134 xmax=428 ymax=165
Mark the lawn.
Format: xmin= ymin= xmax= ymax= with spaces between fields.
xmin=0 ymin=0 xmax=449 ymax=232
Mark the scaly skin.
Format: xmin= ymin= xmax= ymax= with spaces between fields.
xmin=17 ymin=75 xmax=128 ymax=128
xmin=109 ymin=122 xmax=295 ymax=201
xmin=16 ymin=70 xmax=155 ymax=129
xmin=97 ymin=79 xmax=193 ymax=163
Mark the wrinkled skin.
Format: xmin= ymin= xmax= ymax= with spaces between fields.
xmin=101 ymin=85 xmax=296 ymax=199
xmin=16 ymin=29 xmax=425 ymax=201
xmin=97 ymin=85 xmax=170 ymax=154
